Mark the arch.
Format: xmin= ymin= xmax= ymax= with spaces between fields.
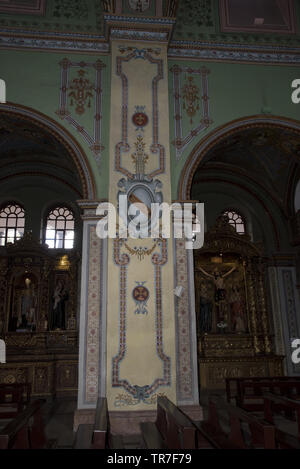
xmin=0 ymin=103 xmax=96 ymax=200
xmin=178 ymin=115 xmax=300 ymax=200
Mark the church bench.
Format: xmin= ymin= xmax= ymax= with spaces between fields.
xmin=140 ymin=421 xmax=166 ymax=449
xmin=233 ymin=379 xmax=300 ymax=412
xmin=263 ymin=392 xmax=300 ymax=449
xmin=200 ymin=399 xmax=276 ymax=449
xmin=73 ymin=397 xmax=123 ymax=449
xmin=73 ymin=424 xmax=94 ymax=449
xmin=141 ymin=396 xmax=214 ymax=449
xmin=155 ymin=396 xmax=198 ymax=449
xmin=91 ymin=396 xmax=108 ymax=449
xmin=0 ymin=399 xmax=50 ymax=449
xmin=226 ymin=377 xmax=300 ymax=405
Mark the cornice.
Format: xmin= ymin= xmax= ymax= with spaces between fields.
xmin=103 ymin=15 xmax=176 ymax=25
xmin=77 ymin=199 xmax=108 ymax=221
xmin=0 ymin=27 xmax=300 ymax=64
xmin=168 ymin=40 xmax=300 ymax=65
xmin=0 ymin=29 xmax=109 ymax=54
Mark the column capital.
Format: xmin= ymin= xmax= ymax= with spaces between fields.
xmin=103 ymin=14 xmax=175 ymax=44
xmin=77 ymin=199 xmax=108 ymax=221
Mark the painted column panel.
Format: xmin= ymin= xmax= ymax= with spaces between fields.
xmin=106 ymin=40 xmax=177 ymax=410
xmin=276 ymin=266 xmax=300 ymax=375
xmin=174 ymin=238 xmax=199 ymax=405
xmin=78 ymin=212 xmax=107 ymax=409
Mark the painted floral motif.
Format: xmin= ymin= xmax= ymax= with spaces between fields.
xmin=131 ymin=135 xmax=149 ymax=176
xmin=123 ymin=241 xmax=159 ymax=261
xmin=132 ymin=282 xmax=149 ymax=314
xmin=114 ymin=391 xmax=166 ymax=407
xmin=182 ymin=76 xmax=200 ymax=125
xmin=68 ymin=70 xmax=93 ymax=115
xmin=128 ymin=0 xmax=151 ymax=13
xmin=176 ymin=0 xmax=213 ymax=27
xmin=132 ymin=106 xmax=148 ymax=131
xmin=53 ymin=0 xmax=88 ymax=19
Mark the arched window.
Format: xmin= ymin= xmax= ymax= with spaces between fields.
xmin=222 ymin=209 xmax=246 ymax=235
xmin=0 ymin=203 xmax=25 ymax=246
xmin=45 ymin=206 xmax=75 ymax=249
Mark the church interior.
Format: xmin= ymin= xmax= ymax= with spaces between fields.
xmin=0 ymin=0 xmax=300 ymax=451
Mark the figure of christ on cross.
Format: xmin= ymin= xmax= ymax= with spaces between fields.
xmin=198 ymin=264 xmax=237 ymax=332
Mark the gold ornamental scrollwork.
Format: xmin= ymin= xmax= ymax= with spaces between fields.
xmin=194 ymin=216 xmax=283 ymax=389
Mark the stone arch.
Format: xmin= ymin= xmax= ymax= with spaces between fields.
xmin=178 ymin=115 xmax=300 ymax=201
xmin=0 ymin=102 xmax=96 ymax=200
xmin=178 ymin=115 xmax=300 ymax=251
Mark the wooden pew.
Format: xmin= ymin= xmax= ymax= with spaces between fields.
xmin=0 ymin=399 xmax=50 ymax=449
xmin=141 ymin=396 xmax=215 ymax=449
xmin=199 ymin=399 xmax=276 ymax=449
xmin=0 ymin=383 xmax=31 ymax=420
xmin=73 ymin=397 xmax=123 ymax=449
xmin=263 ymin=392 xmax=300 ymax=449
xmin=226 ymin=378 xmax=300 ymax=412
xmin=226 ymin=377 xmax=300 ymax=405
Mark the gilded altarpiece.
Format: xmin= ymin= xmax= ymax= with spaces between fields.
xmin=195 ymin=217 xmax=284 ymax=390
xmin=0 ymin=233 xmax=79 ymax=397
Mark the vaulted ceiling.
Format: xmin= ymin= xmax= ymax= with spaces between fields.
xmin=191 ymin=126 xmax=300 ymax=223
xmin=0 ymin=114 xmax=83 ymax=198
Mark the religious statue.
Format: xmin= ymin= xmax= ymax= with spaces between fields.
xmin=198 ymin=265 xmax=236 ymax=333
xmin=198 ymin=283 xmax=213 ymax=334
xmin=50 ymin=280 xmax=68 ymax=330
xmin=229 ymin=284 xmax=247 ymax=333
xmin=17 ymin=277 xmax=37 ymax=331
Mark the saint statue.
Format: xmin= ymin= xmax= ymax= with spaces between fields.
xmin=50 ymin=280 xmax=68 ymax=330
xmin=198 ymin=265 xmax=236 ymax=333
xmin=17 ymin=277 xmax=37 ymax=331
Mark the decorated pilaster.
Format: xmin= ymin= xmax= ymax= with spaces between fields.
xmin=173 ymin=203 xmax=199 ymax=406
xmin=268 ymin=256 xmax=300 ymax=376
xmin=76 ymin=201 xmax=107 ymax=413
xmin=105 ymin=14 xmax=177 ymax=412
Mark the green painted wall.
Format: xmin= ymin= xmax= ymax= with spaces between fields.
xmin=0 ymin=49 xmax=111 ymax=199
xmin=0 ymin=0 xmax=104 ymax=34
xmin=168 ymin=59 xmax=300 ymax=198
xmin=1 ymin=49 xmax=300 ymax=201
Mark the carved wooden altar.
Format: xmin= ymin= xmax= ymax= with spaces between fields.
xmin=0 ymin=233 xmax=79 ymax=397
xmin=195 ymin=217 xmax=284 ymax=390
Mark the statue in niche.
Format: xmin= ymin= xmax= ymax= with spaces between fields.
xmin=50 ymin=279 xmax=68 ymax=330
xmin=16 ymin=277 xmax=37 ymax=332
xmin=229 ymin=284 xmax=247 ymax=333
xmin=198 ymin=265 xmax=236 ymax=333
xmin=198 ymin=282 xmax=213 ymax=334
